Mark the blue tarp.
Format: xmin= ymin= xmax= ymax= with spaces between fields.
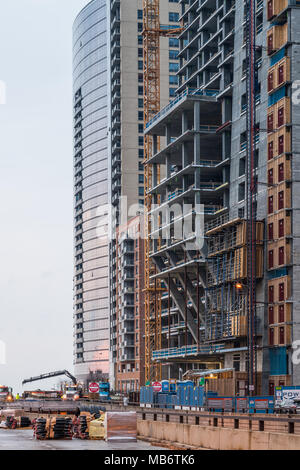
xmin=269 ymin=347 xmax=288 ymax=375
xmin=268 ymin=86 xmax=286 ymax=106
xmin=269 ymin=47 xmax=285 ymax=67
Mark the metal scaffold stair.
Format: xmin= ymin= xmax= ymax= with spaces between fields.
xmin=152 ymin=256 xmax=199 ymax=342
xmin=166 ymin=250 xmax=205 ymax=322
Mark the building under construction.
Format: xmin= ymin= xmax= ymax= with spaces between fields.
xmin=143 ymin=0 xmax=300 ymax=395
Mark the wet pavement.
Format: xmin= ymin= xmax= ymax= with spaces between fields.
xmin=0 ymin=428 xmax=166 ymax=450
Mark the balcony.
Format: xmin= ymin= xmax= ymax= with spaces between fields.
xmin=145 ymin=88 xmax=219 ymax=131
xmin=112 ymin=91 xmax=121 ymax=105
xmin=111 ymin=0 xmax=120 ymax=12
xmin=152 ymin=343 xmax=247 ymax=360
xmin=112 ymin=65 xmax=120 ymax=80
xmin=111 ymin=41 xmax=120 ymax=57
xmin=112 ymin=128 xmax=121 ymax=143
xmin=111 ymin=26 xmax=120 ymax=43
xmin=111 ymin=15 xmax=120 ymax=32
xmin=112 ymin=140 xmax=121 ymax=155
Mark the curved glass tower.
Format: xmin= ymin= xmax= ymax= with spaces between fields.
xmin=73 ymin=0 xmax=110 ymax=383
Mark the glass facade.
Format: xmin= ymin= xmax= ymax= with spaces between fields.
xmin=73 ymin=0 xmax=110 ymax=382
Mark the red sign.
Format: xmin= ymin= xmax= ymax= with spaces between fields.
xmin=152 ymin=381 xmax=162 ymax=392
xmin=89 ymin=382 xmax=100 ymax=394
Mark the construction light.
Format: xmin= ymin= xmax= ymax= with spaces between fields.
xmin=235 ymin=282 xmax=243 ymax=290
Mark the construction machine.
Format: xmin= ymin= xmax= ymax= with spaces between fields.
xmin=0 ymin=385 xmax=14 ymax=402
xmin=22 ymin=370 xmax=83 ymax=401
xmin=22 ymin=390 xmax=62 ymax=400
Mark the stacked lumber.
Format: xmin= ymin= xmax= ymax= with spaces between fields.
xmin=105 ymin=412 xmax=137 ymax=442
xmin=89 ymin=414 xmax=105 ymax=440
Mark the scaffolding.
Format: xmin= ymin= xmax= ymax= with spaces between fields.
xmin=205 ymin=219 xmax=263 ymax=342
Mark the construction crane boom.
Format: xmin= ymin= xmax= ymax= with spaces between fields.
xmin=22 ymin=370 xmax=77 ymax=386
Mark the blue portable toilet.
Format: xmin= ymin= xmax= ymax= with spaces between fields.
xmin=193 ymin=387 xmax=198 ymax=407
xmin=172 ymin=394 xmax=178 ymax=407
xmin=177 ymin=385 xmax=185 ymax=406
xmin=149 ymin=386 xmax=154 ymax=405
xmin=140 ymin=387 xmax=145 ymax=404
xmin=193 ymin=386 xmax=204 ymax=407
xmin=161 ymin=380 xmax=170 ymax=392
xmin=183 ymin=386 xmax=190 ymax=406
xmin=198 ymin=386 xmax=205 ymax=407
xmin=188 ymin=386 xmax=195 ymax=407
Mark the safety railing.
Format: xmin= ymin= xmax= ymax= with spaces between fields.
xmin=152 ymin=343 xmax=226 ymax=360
xmin=138 ymin=409 xmax=300 ymax=436
xmin=145 ymin=88 xmax=219 ymax=129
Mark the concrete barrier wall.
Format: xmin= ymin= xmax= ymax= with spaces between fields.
xmin=137 ymin=420 xmax=300 ymax=450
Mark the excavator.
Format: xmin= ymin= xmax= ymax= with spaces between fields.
xmin=22 ymin=370 xmax=84 ymax=401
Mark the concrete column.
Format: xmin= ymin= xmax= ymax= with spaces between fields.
xmin=153 ymin=134 xmax=158 ymax=156
xmin=222 ymin=132 xmax=231 ymax=161
xmin=194 ymin=134 xmax=201 ymax=164
xmin=153 ymin=163 xmax=158 ymax=188
xmin=182 ymin=141 xmax=189 ymax=168
xmin=194 ymin=101 xmax=200 ymax=131
xmin=194 ymin=168 xmax=201 ymax=192
xmin=182 ymin=111 xmax=188 ymax=134
xmin=166 ymin=154 xmax=171 ymax=179
xmin=165 ymin=124 xmax=171 ymax=146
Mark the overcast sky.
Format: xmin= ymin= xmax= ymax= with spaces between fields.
xmin=0 ymin=0 xmax=90 ymax=393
